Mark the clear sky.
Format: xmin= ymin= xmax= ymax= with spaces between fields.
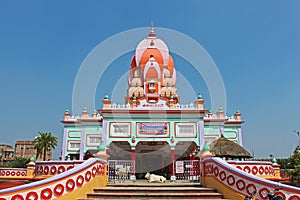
xmin=0 ymin=1 xmax=299 ymax=159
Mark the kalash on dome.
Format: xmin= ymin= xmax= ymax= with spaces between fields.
xmin=61 ymin=23 xmax=244 ymax=181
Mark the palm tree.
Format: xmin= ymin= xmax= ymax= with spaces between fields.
xmin=34 ymin=132 xmax=58 ymax=161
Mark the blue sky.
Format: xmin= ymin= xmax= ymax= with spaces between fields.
xmin=0 ymin=1 xmax=299 ymax=159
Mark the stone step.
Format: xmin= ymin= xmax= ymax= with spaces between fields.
xmin=84 ymin=192 xmax=224 ymax=199
xmin=79 ymin=182 xmax=225 ymax=200
xmin=107 ymin=182 xmax=202 ymax=187
xmin=93 ymin=186 xmax=217 ymax=194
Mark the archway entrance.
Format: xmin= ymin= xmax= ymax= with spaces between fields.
xmin=108 ymin=141 xmax=131 ymax=160
xmin=175 ymin=141 xmax=198 ymax=160
xmin=135 ymin=141 xmax=171 ymax=179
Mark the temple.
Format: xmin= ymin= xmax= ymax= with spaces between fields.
xmin=61 ymin=24 xmax=244 ymax=179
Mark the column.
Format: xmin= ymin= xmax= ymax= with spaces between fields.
xmin=170 ymin=147 xmax=176 ymax=181
xmin=61 ymin=127 xmax=67 ymax=161
xmin=102 ymin=118 xmax=108 ymax=150
xmin=79 ymin=126 xmax=86 ymax=160
xmin=199 ymin=119 xmax=205 ymax=149
xmin=220 ymin=126 xmax=224 ymax=136
xmin=130 ymin=147 xmax=136 ymax=181
xmin=238 ymin=127 xmax=243 ymax=146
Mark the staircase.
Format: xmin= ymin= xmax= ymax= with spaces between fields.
xmin=79 ymin=182 xmax=226 ymax=199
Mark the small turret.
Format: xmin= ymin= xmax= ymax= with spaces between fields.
xmin=169 ymin=95 xmax=175 ymax=108
xmin=194 ymin=94 xmax=205 ymax=109
xmin=92 ymin=109 xmax=97 ymax=118
xmin=208 ymin=109 xmax=213 ymax=118
xmin=131 ymin=96 xmax=137 ymax=108
xmin=64 ymin=109 xmax=71 ymax=120
xmin=102 ymin=94 xmax=112 ymax=109
xmin=82 ymin=107 xmax=89 ymax=119
xmin=217 ymin=106 xmax=224 ymax=118
xmin=234 ymin=109 xmax=241 ymax=120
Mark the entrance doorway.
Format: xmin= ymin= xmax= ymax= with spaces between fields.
xmin=135 ymin=141 xmax=171 ymax=179
xmin=108 ymin=141 xmax=131 ymax=160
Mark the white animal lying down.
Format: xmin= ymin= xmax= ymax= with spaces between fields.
xmin=145 ymin=172 xmax=166 ymax=183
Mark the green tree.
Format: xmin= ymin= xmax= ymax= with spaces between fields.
xmin=287 ymin=146 xmax=300 ymax=184
xmin=34 ymin=132 xmax=58 ymax=161
xmin=10 ymin=157 xmax=30 ymax=168
xmin=0 ymin=157 xmax=30 ymax=168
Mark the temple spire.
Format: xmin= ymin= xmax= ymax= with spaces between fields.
xmin=148 ymin=21 xmax=156 ymax=37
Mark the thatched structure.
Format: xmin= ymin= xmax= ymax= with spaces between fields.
xmin=197 ymin=136 xmax=252 ymax=158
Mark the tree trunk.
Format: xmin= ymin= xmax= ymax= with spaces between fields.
xmin=43 ymin=147 xmax=47 ymax=161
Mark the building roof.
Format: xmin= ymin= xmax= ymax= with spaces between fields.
xmin=197 ymin=136 xmax=252 ymax=158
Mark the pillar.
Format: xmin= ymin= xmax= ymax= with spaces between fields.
xmin=79 ymin=126 xmax=86 ymax=160
xmin=170 ymin=147 xmax=176 ymax=181
xmin=130 ymin=147 xmax=136 ymax=181
xmin=238 ymin=127 xmax=243 ymax=146
xmin=26 ymin=157 xmax=36 ymax=178
xmin=199 ymin=119 xmax=205 ymax=149
xmin=61 ymin=127 xmax=67 ymax=161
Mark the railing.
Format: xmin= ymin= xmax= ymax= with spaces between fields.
xmin=35 ymin=160 xmax=83 ymax=176
xmin=174 ymin=160 xmax=201 ymax=181
xmin=0 ymin=158 xmax=107 ymax=200
xmin=227 ymin=160 xmax=275 ymax=177
xmin=202 ymin=157 xmax=300 ymax=199
xmin=108 ymin=160 xmax=135 ymax=182
xmin=109 ymin=103 xmax=199 ymax=110
xmin=0 ymin=168 xmax=27 ymax=178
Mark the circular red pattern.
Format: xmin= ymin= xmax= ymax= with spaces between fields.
xmin=21 ymin=171 xmax=26 ymax=176
xmin=289 ymin=195 xmax=300 ymax=200
xmin=50 ymin=166 xmax=57 ymax=175
xmin=259 ymin=188 xmax=270 ymax=199
xmin=11 ymin=171 xmax=15 ymax=176
xmin=264 ymin=166 xmax=269 ymax=175
xmin=275 ymin=191 xmax=286 ymax=199
xmin=246 ymin=183 xmax=256 ymax=196
xmin=16 ymin=171 xmax=21 ymax=176
xmin=259 ymin=166 xmax=264 ymax=175
xmin=44 ymin=166 xmax=49 ymax=175
xmin=85 ymin=171 xmax=92 ymax=182
xmin=213 ymin=167 xmax=219 ymax=176
xmin=26 ymin=191 xmax=38 ymax=200
xmin=236 ymin=179 xmax=246 ymax=190
xmin=219 ymin=171 xmax=226 ymax=181
xmin=66 ymin=179 xmax=75 ymax=191
xmin=252 ymin=166 xmax=258 ymax=175
xmin=269 ymin=166 xmax=274 ymax=175
xmin=40 ymin=188 xmax=52 ymax=199
xmin=1 ymin=171 xmax=5 ymax=176
xmin=76 ymin=175 xmax=84 ymax=187
xmin=58 ymin=166 xmax=65 ymax=174
xmin=11 ymin=194 xmax=24 ymax=200
xmin=54 ymin=183 xmax=64 ymax=196
xmin=236 ymin=166 xmax=242 ymax=170
xmin=243 ymin=166 xmax=251 ymax=173
xmin=227 ymin=175 xmax=235 ymax=186
xmin=92 ymin=166 xmax=97 ymax=176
